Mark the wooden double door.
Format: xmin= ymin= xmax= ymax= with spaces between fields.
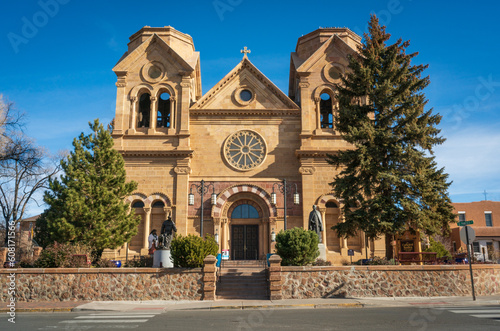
xmin=231 ymin=225 xmax=259 ymax=260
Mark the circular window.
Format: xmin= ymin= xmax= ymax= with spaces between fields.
xmin=234 ymin=87 xmax=255 ymax=106
xmin=329 ymin=67 xmax=341 ymax=80
xmin=148 ymin=66 xmax=162 ymax=79
xmin=223 ymin=130 xmax=267 ymax=171
xmin=240 ymin=89 xmax=253 ymax=102
xmin=323 ymin=63 xmax=344 ymax=83
xmin=142 ymin=62 xmax=166 ymax=83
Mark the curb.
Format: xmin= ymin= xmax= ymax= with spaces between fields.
xmin=204 ymin=303 xmax=364 ymax=310
xmin=0 ymin=308 xmax=74 ymax=313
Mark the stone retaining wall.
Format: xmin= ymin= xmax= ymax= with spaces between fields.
xmin=279 ymin=265 xmax=500 ymax=299
xmin=1 ymin=268 xmax=203 ymax=302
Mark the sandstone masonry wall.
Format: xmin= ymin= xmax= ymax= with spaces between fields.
xmin=1 ymin=268 xmax=203 ymax=302
xmin=280 ymin=265 xmax=500 ymax=299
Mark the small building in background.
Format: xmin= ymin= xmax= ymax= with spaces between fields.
xmin=450 ymin=200 xmax=500 ymax=262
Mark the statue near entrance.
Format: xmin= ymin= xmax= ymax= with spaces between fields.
xmin=308 ymin=205 xmax=323 ymax=243
xmin=159 ymin=216 xmax=177 ymax=249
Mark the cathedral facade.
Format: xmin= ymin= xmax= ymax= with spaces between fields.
xmin=109 ymin=26 xmax=385 ymax=264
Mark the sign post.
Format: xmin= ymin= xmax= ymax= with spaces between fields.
xmin=348 ymin=249 xmax=354 ymax=264
xmin=459 ymin=222 xmax=476 ymax=301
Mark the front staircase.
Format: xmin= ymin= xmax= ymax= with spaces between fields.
xmin=216 ymin=260 xmax=268 ymax=300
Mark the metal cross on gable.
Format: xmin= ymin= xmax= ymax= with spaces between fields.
xmin=241 ymin=46 xmax=251 ymax=58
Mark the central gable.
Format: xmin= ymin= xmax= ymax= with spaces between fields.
xmin=191 ymin=58 xmax=299 ymax=111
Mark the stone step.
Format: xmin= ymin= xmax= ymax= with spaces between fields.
xmin=217 ymin=295 xmax=269 ymax=300
xmin=219 ymin=274 xmax=266 ymax=280
xmin=216 ymin=260 xmax=269 ymax=300
xmin=217 ymin=278 xmax=267 ymax=286
xmin=220 ymin=270 xmax=266 ymax=276
xmin=221 ymin=260 xmax=266 ymax=267
xmin=217 ymin=285 xmax=268 ymax=292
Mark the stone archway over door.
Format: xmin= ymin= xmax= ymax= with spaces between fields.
xmin=223 ymin=199 xmax=269 ymax=260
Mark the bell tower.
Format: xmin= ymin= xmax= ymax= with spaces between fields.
xmin=111 ymin=26 xmax=201 ymax=147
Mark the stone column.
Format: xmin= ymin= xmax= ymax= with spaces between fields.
xmin=298 ymin=74 xmax=312 ymax=135
xmin=202 ymin=255 xmax=217 ymax=300
xmin=143 ymin=207 xmax=151 ymax=252
xmin=268 ymin=255 xmax=282 ymax=300
xmin=178 ymin=72 xmax=192 ymax=148
xmin=169 ymin=96 xmax=176 ymax=130
xmin=213 ymin=218 xmax=221 ymax=255
xmin=148 ymin=96 xmax=157 ymax=134
xmin=340 ymin=212 xmax=348 ymax=255
xmin=128 ymin=96 xmax=137 ymax=133
xmin=114 ymin=72 xmax=127 ymax=135
xmin=174 ymin=161 xmax=191 ymax=235
xmin=319 ymin=207 xmax=327 ymax=244
xmin=314 ymin=97 xmax=322 ymax=134
xmin=299 ymin=165 xmax=315 ymax=229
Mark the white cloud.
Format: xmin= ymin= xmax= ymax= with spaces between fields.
xmin=435 ymin=124 xmax=500 ymax=197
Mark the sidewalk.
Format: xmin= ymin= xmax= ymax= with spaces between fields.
xmin=3 ymin=295 xmax=499 ymax=313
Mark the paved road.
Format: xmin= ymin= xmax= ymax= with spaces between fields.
xmin=2 ymin=306 xmax=499 ymax=330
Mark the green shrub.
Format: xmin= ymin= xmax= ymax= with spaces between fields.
xmin=313 ymin=258 xmax=332 ymax=266
xmin=424 ymin=238 xmax=452 ymax=258
xmin=33 ymin=242 xmax=91 ymax=268
xmin=170 ymin=234 xmax=219 ymax=268
xmin=275 ymin=227 xmax=319 ymax=266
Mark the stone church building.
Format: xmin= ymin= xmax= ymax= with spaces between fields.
xmin=108 ymin=26 xmax=386 ymax=264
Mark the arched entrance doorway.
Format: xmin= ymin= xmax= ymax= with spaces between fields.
xmin=230 ymin=204 xmax=260 ymax=260
xmin=218 ymin=194 xmax=272 ymax=261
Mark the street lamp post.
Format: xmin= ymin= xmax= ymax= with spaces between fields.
xmin=188 ymin=179 xmax=217 ymax=238
xmin=271 ymin=179 xmax=300 ymax=231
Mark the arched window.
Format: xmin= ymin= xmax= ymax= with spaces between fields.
xmin=157 ymin=92 xmax=171 ymax=128
xmin=138 ymin=93 xmax=150 ymax=128
xmin=231 ymin=204 xmax=259 ymax=218
xmin=132 ymin=201 xmax=145 ymax=208
xmin=326 ymin=201 xmax=338 ymax=208
xmin=320 ymin=93 xmax=333 ymax=128
xmin=152 ymin=201 xmax=165 ymax=208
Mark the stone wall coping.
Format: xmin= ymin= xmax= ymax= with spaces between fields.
xmin=0 ymin=267 xmax=202 ymax=274
xmin=281 ymin=264 xmax=500 ymax=272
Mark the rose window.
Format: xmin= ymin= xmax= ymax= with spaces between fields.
xmin=224 ymin=130 xmax=267 ymax=170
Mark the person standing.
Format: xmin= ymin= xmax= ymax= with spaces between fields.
xmin=148 ymin=229 xmax=158 ymax=256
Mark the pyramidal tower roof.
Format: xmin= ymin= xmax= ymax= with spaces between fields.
xmin=295 ymin=27 xmax=361 ymax=60
xmin=127 ymin=26 xmax=196 ymax=60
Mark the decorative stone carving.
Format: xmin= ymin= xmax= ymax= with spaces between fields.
xmin=299 ymin=82 xmax=310 ymax=88
xmin=299 ymin=166 xmax=315 ymax=175
xmin=174 ymin=166 xmax=191 ymax=174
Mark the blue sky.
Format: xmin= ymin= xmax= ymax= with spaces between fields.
xmin=1 ymin=0 xmax=499 ymax=217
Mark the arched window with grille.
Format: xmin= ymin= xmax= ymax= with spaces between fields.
xmin=320 ymin=92 xmax=333 ymax=129
xmin=157 ymin=92 xmax=171 ymax=128
xmin=138 ymin=93 xmax=150 ymax=128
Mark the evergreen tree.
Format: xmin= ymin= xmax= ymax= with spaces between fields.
xmin=328 ymin=15 xmax=455 ymax=255
xmin=36 ymin=119 xmax=139 ymax=258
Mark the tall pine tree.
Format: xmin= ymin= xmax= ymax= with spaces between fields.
xmin=328 ymin=15 xmax=454 ymax=256
xmin=36 ymin=119 xmax=139 ymax=258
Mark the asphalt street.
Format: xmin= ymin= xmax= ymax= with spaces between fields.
xmin=2 ymin=306 xmax=499 ymax=331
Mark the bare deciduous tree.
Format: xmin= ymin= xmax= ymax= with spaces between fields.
xmin=0 ymin=97 xmax=61 ymax=246
xmin=0 ymin=95 xmax=24 ymax=161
